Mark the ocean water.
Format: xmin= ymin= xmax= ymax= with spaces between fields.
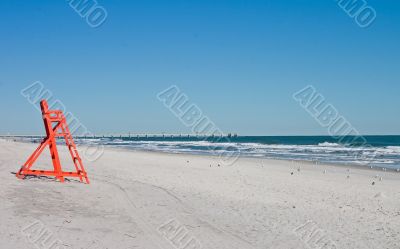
xmin=72 ymin=135 xmax=400 ymax=169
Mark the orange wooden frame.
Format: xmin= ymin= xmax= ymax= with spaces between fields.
xmin=16 ymin=100 xmax=89 ymax=184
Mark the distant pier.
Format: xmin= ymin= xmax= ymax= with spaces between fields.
xmin=0 ymin=133 xmax=239 ymax=140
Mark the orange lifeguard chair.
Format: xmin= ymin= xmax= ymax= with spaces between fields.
xmin=16 ymin=100 xmax=89 ymax=184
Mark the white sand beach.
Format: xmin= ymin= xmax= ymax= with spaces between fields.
xmin=1 ymin=139 xmax=399 ymax=249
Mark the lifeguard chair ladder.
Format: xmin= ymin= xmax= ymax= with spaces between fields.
xmin=16 ymin=100 xmax=89 ymax=184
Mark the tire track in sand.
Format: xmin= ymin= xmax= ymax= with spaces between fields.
xmin=92 ymin=174 xmax=256 ymax=249
xmin=92 ymin=175 xmax=175 ymax=249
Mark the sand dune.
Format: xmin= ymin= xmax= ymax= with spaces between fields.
xmin=1 ymin=139 xmax=399 ymax=249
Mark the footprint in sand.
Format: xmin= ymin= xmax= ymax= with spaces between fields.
xmin=374 ymin=192 xmax=386 ymax=198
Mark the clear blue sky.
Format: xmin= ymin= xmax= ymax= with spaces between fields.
xmin=0 ymin=0 xmax=399 ymax=135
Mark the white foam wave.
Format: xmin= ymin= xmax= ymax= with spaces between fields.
xmin=41 ymin=137 xmax=400 ymax=168
xmin=318 ymin=142 xmax=341 ymax=147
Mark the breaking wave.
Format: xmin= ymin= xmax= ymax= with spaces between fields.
xmin=70 ymin=138 xmax=400 ymax=169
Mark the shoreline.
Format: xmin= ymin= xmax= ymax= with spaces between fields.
xmin=5 ymin=137 xmax=400 ymax=173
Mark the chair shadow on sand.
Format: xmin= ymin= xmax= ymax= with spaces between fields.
xmin=10 ymin=172 xmax=83 ymax=184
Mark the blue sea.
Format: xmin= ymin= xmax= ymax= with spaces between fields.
xmin=71 ymin=135 xmax=400 ymax=169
